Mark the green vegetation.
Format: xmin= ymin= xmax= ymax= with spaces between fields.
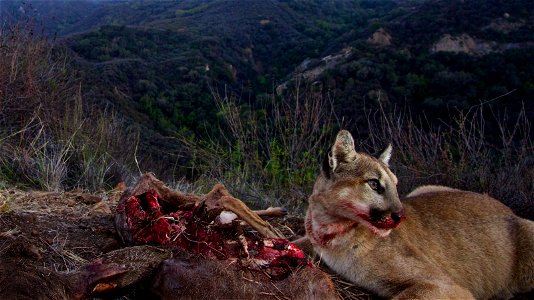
xmin=176 ymin=4 xmax=209 ymax=17
xmin=180 ymin=88 xmax=338 ymax=210
xmin=314 ymin=45 xmax=534 ymax=130
xmin=0 ymin=0 xmax=532 ymax=217
xmin=59 ymin=0 xmax=533 ymax=145
xmin=285 ymin=0 xmax=534 ymax=132
xmin=65 ymin=0 xmax=380 ymax=137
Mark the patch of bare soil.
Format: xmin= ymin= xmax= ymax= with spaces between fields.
xmin=0 ymin=188 xmax=148 ymax=299
xmin=0 ymin=189 xmax=121 ymax=272
xmin=0 ymin=187 xmax=374 ymax=299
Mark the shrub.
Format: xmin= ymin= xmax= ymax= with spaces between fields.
xmin=179 ymin=83 xmax=339 ymax=212
xmin=182 ymin=86 xmax=533 ymax=219
xmin=362 ymin=103 xmax=534 ymax=219
xmin=0 ymin=22 xmax=137 ymax=191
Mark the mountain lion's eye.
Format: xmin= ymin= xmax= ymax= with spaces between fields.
xmin=367 ymin=179 xmax=380 ymax=191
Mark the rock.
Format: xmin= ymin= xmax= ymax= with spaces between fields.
xmin=368 ymin=28 xmax=392 ymax=47
xmin=430 ymin=33 xmax=496 ymax=55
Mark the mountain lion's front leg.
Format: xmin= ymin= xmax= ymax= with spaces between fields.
xmin=393 ymin=280 xmax=474 ymax=300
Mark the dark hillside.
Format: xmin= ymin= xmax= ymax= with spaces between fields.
xmin=61 ymin=0 xmax=381 ymax=139
xmin=0 ymin=0 xmax=103 ymax=35
xmin=390 ymin=0 xmax=534 ymax=47
xmin=66 ymin=0 xmax=370 ymax=78
xmin=6 ymin=1 xmax=533 ymax=138
xmin=285 ymin=0 xmax=534 ymax=137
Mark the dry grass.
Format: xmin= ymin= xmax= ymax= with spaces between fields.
xmin=0 ymin=186 xmax=123 ymax=273
xmin=180 ymin=82 xmax=339 ymax=211
xmin=361 ymin=102 xmax=534 ymax=218
xmin=0 ymin=22 xmax=137 ymax=192
xmin=330 ymin=274 xmax=375 ymax=300
xmin=179 ymin=85 xmax=534 ymax=220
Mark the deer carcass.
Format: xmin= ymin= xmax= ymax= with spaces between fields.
xmin=114 ymin=173 xmax=338 ymax=299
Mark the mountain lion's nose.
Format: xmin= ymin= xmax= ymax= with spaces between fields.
xmin=391 ymin=211 xmax=404 ymax=225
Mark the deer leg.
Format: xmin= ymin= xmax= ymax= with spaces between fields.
xmin=253 ymin=207 xmax=287 ymax=217
xmin=219 ymin=195 xmax=285 ymax=239
xmin=393 ymin=280 xmax=475 ymax=300
xmin=132 ymin=173 xmax=201 ymax=207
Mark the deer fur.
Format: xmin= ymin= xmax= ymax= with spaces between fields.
xmin=151 ymin=255 xmax=338 ymax=300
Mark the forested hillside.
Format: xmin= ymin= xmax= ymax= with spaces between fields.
xmin=283 ymin=0 xmax=534 ymax=135
xmin=63 ymin=0 xmax=387 ymax=136
xmin=1 ymin=0 xmax=533 ymax=214
xmin=49 ymin=0 xmax=533 ymax=140
xmin=0 ymin=0 xmax=101 ymax=34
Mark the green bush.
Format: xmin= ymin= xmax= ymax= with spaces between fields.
xmin=179 ymin=86 xmax=338 ymax=212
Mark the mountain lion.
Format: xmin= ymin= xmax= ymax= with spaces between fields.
xmin=303 ymin=130 xmax=534 ymax=299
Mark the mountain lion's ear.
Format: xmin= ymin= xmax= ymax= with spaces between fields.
xmin=329 ymin=130 xmax=358 ymax=172
xmin=322 ymin=152 xmax=333 ymax=178
xmin=378 ymin=144 xmax=393 ymax=166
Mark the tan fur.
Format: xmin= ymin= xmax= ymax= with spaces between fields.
xmin=305 ymin=130 xmax=534 ymax=299
xmin=406 ymin=185 xmax=461 ymax=197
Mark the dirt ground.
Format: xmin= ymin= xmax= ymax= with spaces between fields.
xmin=0 ymin=189 xmax=121 ymax=273
xmin=3 ymin=187 xmax=531 ymax=299
xmin=0 ymin=187 xmax=375 ymax=299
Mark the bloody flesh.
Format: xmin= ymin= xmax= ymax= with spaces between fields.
xmin=344 ymin=202 xmax=404 ymax=230
xmin=116 ymin=190 xmax=310 ymax=279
